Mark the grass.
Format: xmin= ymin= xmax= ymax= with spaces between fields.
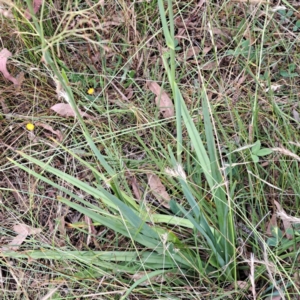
xmin=1 ymin=0 xmax=300 ymax=299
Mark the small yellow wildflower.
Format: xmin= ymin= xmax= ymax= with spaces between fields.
xmin=87 ymin=88 xmax=95 ymax=95
xmin=26 ymin=123 xmax=35 ymax=131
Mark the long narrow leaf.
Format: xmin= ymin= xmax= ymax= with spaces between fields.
xmin=10 ymin=152 xmax=158 ymax=240
xmin=174 ymin=202 xmax=228 ymax=275
xmin=8 ymin=156 xmax=194 ymax=269
xmin=157 ymin=0 xmax=174 ymax=49
xmin=175 ymin=84 xmax=213 ymax=188
xmin=1 ymin=250 xmax=177 ymax=272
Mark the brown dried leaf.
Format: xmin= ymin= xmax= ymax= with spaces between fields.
xmin=35 ymin=122 xmax=63 ymax=142
xmin=179 ymin=47 xmax=200 ymax=61
xmin=130 ymin=176 xmax=141 ymax=201
xmin=51 ymin=103 xmax=94 ymax=119
xmin=15 ymin=71 xmax=25 ymax=90
xmin=178 ymin=47 xmax=201 ymax=64
xmin=174 ymin=16 xmax=197 ymax=29
xmin=210 ymin=27 xmax=231 ymax=38
xmin=194 ymin=0 xmax=206 ymax=10
xmin=15 ymin=224 xmax=41 ymax=235
xmin=201 ymin=60 xmax=219 ymax=70
xmin=147 ymin=173 xmax=170 ymax=209
xmin=25 ymin=0 xmax=43 ymax=20
xmin=293 ymin=109 xmax=300 ymax=123
xmin=0 ymin=48 xmax=18 ymax=85
xmin=274 ymin=200 xmax=293 ymax=239
xmin=4 ymin=175 xmax=26 ymax=207
xmin=126 ymin=88 xmax=134 ymax=100
xmin=237 ymin=280 xmax=248 ymax=289
xmin=236 ymin=75 xmax=247 ymax=86
xmin=0 ymin=7 xmax=13 ymax=19
xmin=147 ymin=82 xmax=174 ymax=119
xmin=2 ymin=224 xmax=42 ymax=251
xmin=266 ymin=213 xmax=277 ymax=236
xmin=203 ymin=46 xmax=212 ymax=55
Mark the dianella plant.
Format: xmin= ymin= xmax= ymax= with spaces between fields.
xmin=5 ymin=0 xmax=236 ymax=295
xmin=158 ymin=0 xmax=236 ymax=281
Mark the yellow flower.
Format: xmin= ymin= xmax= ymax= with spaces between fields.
xmin=26 ymin=123 xmax=35 ymax=131
xmin=87 ymin=88 xmax=95 ymax=95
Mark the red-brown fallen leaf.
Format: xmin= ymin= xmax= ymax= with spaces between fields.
xmin=200 ymin=60 xmax=219 ymax=70
xmin=236 ymin=75 xmax=247 ymax=86
xmin=0 ymin=48 xmax=18 ymax=85
xmin=4 ymin=176 xmax=26 ymax=207
xmin=193 ymin=0 xmax=206 ymax=10
xmin=25 ymin=0 xmax=43 ymax=20
xmin=147 ymin=82 xmax=174 ymax=119
xmin=147 ymin=173 xmax=171 ymax=209
xmin=210 ymin=27 xmax=231 ymax=38
xmin=2 ymin=224 xmax=42 ymax=251
xmin=237 ymin=280 xmax=248 ymax=289
xmin=15 ymin=71 xmax=25 ymax=90
xmin=125 ymin=88 xmax=134 ymax=100
xmin=203 ymin=46 xmax=212 ymax=55
xmin=178 ymin=47 xmax=200 ymax=62
xmin=50 ymin=103 xmax=94 ymax=119
xmin=130 ymin=176 xmax=141 ymax=201
xmin=35 ymin=122 xmax=63 ymax=142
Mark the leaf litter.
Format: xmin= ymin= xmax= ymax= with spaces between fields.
xmin=147 ymin=81 xmax=174 ymax=119
xmin=1 ymin=1 xmax=300 ymax=297
xmin=0 ymin=48 xmax=18 ymax=85
xmin=34 ymin=122 xmax=63 ymax=142
xmin=273 ymin=200 xmax=295 ymax=239
xmin=266 ymin=200 xmax=300 ymax=239
xmin=147 ymin=173 xmax=171 ymax=209
xmin=0 ymin=48 xmax=25 ymax=88
xmin=51 ymin=103 xmax=94 ymax=119
xmin=2 ymin=224 xmax=42 ymax=251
